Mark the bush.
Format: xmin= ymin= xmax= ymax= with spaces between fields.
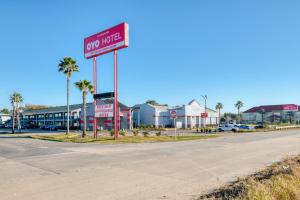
xmin=155 ymin=131 xmax=161 ymax=136
xmin=110 ymin=129 xmax=114 ymax=137
xmin=142 ymin=131 xmax=149 ymax=137
xmin=132 ymin=129 xmax=139 ymax=136
xmin=119 ymin=130 xmax=126 ymax=136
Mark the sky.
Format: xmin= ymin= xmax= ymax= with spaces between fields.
xmin=1 ymin=0 xmax=300 ymax=112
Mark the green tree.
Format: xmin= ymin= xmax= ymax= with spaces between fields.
xmin=146 ymin=100 xmax=167 ymax=106
xmin=235 ymin=100 xmax=244 ymax=123
xmin=215 ymin=102 xmax=223 ymax=125
xmin=10 ymin=92 xmax=23 ymax=133
xmin=74 ymin=80 xmax=94 ymax=138
xmin=58 ymin=57 xmax=79 ymax=135
xmin=0 ymin=108 xmax=10 ymax=114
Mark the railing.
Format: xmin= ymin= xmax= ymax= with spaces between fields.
xmin=275 ymin=125 xmax=300 ymax=130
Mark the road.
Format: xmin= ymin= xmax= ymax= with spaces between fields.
xmin=0 ymin=130 xmax=300 ymax=200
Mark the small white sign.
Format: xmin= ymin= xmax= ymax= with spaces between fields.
xmin=95 ymin=104 xmax=114 ymax=118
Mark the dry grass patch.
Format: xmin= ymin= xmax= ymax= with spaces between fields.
xmin=200 ymin=155 xmax=300 ymax=200
xmin=30 ymin=134 xmax=219 ymax=143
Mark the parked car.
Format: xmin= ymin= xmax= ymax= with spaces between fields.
xmin=238 ymin=124 xmax=255 ymax=130
xmin=255 ymin=122 xmax=265 ymax=129
xmin=48 ymin=125 xmax=58 ymax=131
xmin=218 ymin=124 xmax=240 ymax=132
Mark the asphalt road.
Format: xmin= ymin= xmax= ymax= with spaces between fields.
xmin=0 ymin=130 xmax=300 ymax=200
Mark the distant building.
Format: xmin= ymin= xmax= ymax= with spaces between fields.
xmin=133 ymin=99 xmax=218 ymax=128
xmin=242 ymin=104 xmax=299 ymax=123
xmin=0 ymin=114 xmax=11 ymax=125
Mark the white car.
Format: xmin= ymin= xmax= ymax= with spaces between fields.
xmin=218 ymin=124 xmax=239 ymax=132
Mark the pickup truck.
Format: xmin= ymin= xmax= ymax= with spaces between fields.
xmin=218 ymin=124 xmax=239 ymax=132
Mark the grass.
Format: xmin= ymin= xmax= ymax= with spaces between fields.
xmin=200 ymin=155 xmax=300 ymax=200
xmin=30 ymin=133 xmax=219 ymax=144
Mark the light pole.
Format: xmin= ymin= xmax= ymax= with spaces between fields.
xmin=261 ymin=108 xmax=265 ymax=127
xmin=201 ymin=95 xmax=207 ymax=128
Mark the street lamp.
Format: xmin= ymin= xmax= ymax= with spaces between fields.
xmin=261 ymin=108 xmax=265 ymax=127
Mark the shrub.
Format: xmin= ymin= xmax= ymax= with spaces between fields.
xmin=110 ymin=129 xmax=114 ymax=137
xmin=156 ymin=131 xmax=161 ymax=136
xmin=142 ymin=131 xmax=149 ymax=137
xmin=119 ymin=130 xmax=126 ymax=136
xmin=132 ymin=129 xmax=139 ymax=136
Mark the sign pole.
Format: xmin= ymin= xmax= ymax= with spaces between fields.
xmin=174 ymin=118 xmax=177 ymax=140
xmin=114 ymin=50 xmax=119 ymax=140
xmin=93 ymin=57 xmax=97 ymax=138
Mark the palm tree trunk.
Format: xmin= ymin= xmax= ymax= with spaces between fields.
xmin=238 ymin=108 xmax=240 ymax=124
xmin=17 ymin=105 xmax=20 ymax=132
xmin=83 ymin=91 xmax=87 ymax=138
xmin=218 ymin=109 xmax=221 ymax=125
xmin=12 ymin=105 xmax=15 ymax=134
xmin=66 ymin=77 xmax=70 ymax=135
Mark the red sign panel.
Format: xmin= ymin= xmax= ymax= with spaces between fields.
xmin=282 ymin=104 xmax=298 ymax=111
xmin=170 ymin=110 xmax=177 ymax=119
xmin=201 ymin=113 xmax=208 ymax=118
xmin=84 ymin=23 xmax=129 ymax=59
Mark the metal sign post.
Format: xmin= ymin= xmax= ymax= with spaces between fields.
xmin=114 ymin=50 xmax=119 ymax=139
xmin=93 ymin=57 xmax=97 ymax=138
xmin=84 ymin=22 xmax=129 ymax=140
xmin=170 ymin=110 xmax=177 ymax=139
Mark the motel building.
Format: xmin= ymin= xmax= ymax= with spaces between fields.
xmin=21 ymin=99 xmax=133 ymax=130
xmin=241 ymin=104 xmax=300 ymax=124
xmin=132 ymin=99 xmax=218 ymax=128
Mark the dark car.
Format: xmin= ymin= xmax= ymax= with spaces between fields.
xmin=255 ymin=123 xmax=265 ymax=129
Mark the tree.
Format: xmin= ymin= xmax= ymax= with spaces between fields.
xmin=10 ymin=92 xmax=23 ymax=133
xmin=74 ymin=80 xmax=93 ymax=138
xmin=215 ymin=102 xmax=223 ymax=125
xmin=145 ymin=100 xmax=168 ymax=106
xmin=24 ymin=104 xmax=49 ymax=110
xmin=58 ymin=57 xmax=79 ymax=135
xmin=0 ymin=108 xmax=10 ymax=114
xmin=234 ymin=100 xmax=244 ymax=123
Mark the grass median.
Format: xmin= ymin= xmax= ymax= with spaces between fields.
xmin=200 ymin=155 xmax=300 ymax=200
xmin=30 ymin=133 xmax=220 ymax=144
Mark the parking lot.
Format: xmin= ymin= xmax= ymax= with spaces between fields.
xmin=1 ymin=129 xmax=300 ymax=200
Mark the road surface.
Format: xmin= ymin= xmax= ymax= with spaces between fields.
xmin=0 ymin=130 xmax=300 ymax=200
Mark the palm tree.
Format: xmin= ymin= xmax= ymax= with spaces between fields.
xmin=215 ymin=102 xmax=223 ymax=125
xmin=74 ymin=80 xmax=94 ymax=138
xmin=58 ymin=57 xmax=79 ymax=135
xmin=235 ymin=100 xmax=244 ymax=124
xmin=10 ymin=92 xmax=23 ymax=134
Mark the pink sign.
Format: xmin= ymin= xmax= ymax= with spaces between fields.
xmin=84 ymin=23 xmax=129 ymax=59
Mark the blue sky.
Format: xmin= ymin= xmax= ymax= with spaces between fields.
xmin=1 ymin=0 xmax=300 ymax=112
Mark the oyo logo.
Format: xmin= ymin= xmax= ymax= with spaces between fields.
xmin=86 ymin=40 xmax=100 ymax=51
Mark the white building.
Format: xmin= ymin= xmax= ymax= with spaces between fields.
xmin=133 ymin=100 xmax=218 ymax=128
xmin=0 ymin=114 xmax=11 ymax=125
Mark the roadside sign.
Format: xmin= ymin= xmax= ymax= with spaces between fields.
xmin=95 ymin=103 xmax=114 ymax=118
xmin=84 ymin=22 xmax=129 ymax=59
xmin=201 ymin=112 xmax=208 ymax=118
xmin=170 ymin=110 xmax=177 ymax=119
